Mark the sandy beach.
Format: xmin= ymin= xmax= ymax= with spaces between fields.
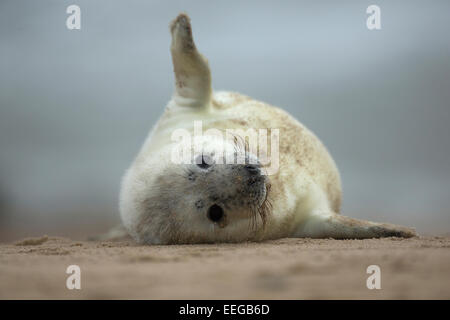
xmin=0 ymin=236 xmax=449 ymax=299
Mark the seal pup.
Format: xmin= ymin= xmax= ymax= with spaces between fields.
xmin=119 ymin=13 xmax=416 ymax=244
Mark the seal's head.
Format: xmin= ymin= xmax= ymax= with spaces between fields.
xmin=120 ymin=135 xmax=271 ymax=244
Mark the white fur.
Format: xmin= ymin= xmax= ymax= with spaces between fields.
xmin=119 ymin=14 xmax=416 ymax=244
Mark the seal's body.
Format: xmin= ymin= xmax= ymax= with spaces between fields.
xmin=119 ymin=14 xmax=415 ymax=244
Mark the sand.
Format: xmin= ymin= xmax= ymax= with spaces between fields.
xmin=0 ymin=235 xmax=449 ymax=299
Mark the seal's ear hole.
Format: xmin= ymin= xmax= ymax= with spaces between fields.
xmin=207 ymin=204 xmax=224 ymax=222
xmin=195 ymin=154 xmax=213 ymax=169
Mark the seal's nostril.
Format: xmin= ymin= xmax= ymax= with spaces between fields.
xmin=245 ymin=164 xmax=260 ymax=175
xmin=207 ymin=204 xmax=224 ymax=223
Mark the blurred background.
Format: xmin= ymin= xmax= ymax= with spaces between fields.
xmin=0 ymin=0 xmax=449 ymax=241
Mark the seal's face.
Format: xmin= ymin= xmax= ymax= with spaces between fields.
xmin=120 ymin=136 xmax=271 ymax=244
xmin=186 ymin=152 xmax=268 ymax=228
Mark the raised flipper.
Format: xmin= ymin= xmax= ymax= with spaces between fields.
xmin=170 ymin=13 xmax=212 ymax=108
xmin=295 ymin=212 xmax=416 ymax=239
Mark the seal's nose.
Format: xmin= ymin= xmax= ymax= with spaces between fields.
xmin=244 ymin=164 xmax=260 ymax=175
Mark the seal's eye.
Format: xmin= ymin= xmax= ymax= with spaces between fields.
xmin=207 ymin=204 xmax=224 ymax=222
xmin=195 ymin=154 xmax=213 ymax=169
